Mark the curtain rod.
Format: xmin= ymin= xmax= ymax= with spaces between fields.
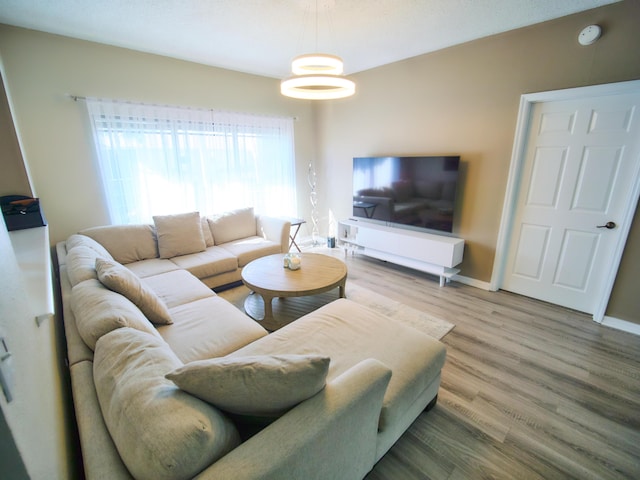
xmin=66 ymin=94 xmax=298 ymax=120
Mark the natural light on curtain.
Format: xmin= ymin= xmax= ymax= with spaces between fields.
xmin=84 ymin=98 xmax=296 ymax=225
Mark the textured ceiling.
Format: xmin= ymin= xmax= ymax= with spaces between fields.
xmin=0 ymin=0 xmax=620 ymax=78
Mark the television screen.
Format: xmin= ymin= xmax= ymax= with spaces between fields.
xmin=352 ymin=156 xmax=460 ymax=233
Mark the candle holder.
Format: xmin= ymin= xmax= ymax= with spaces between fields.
xmin=283 ymin=253 xmax=302 ymax=270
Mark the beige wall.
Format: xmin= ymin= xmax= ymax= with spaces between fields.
xmin=0 ymin=74 xmax=31 ymax=198
xmin=317 ymin=0 xmax=640 ymax=323
xmin=0 ymin=25 xmax=317 ymax=246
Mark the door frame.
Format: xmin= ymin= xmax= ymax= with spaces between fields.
xmin=491 ymin=79 xmax=640 ymax=322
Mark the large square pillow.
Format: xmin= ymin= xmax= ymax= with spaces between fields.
xmin=207 ymin=207 xmax=256 ymax=245
xmin=153 ymin=211 xmax=206 ymax=259
xmin=95 ymin=258 xmax=173 ymax=325
xmin=166 ymin=354 xmax=330 ymax=416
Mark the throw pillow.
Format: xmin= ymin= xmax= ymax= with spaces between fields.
xmin=94 ymin=328 xmax=240 ymax=480
xmin=153 ymin=211 xmax=206 ymax=259
xmin=95 ymin=258 xmax=173 ymax=325
xmin=207 ymin=207 xmax=256 ymax=245
xmin=166 ymin=354 xmax=330 ymax=416
xmin=70 ymin=279 xmax=163 ymax=350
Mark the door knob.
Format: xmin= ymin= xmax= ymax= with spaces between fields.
xmin=596 ymin=221 xmax=616 ymax=229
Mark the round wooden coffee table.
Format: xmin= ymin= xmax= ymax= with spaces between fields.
xmin=241 ymin=253 xmax=347 ymax=331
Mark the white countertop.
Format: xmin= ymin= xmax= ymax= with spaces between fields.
xmin=8 ymin=226 xmax=54 ymax=326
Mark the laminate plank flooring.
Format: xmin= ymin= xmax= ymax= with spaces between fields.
xmin=312 ymin=248 xmax=640 ymax=480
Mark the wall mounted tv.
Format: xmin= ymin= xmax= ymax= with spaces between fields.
xmin=352 ymin=155 xmax=460 ymax=233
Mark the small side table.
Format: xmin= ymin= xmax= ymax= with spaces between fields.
xmin=353 ymin=201 xmax=377 ymax=218
xmin=283 ymin=217 xmax=306 ymax=252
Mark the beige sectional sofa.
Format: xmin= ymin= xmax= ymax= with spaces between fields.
xmin=56 ymin=207 xmax=447 ymax=480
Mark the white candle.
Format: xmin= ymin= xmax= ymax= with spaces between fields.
xmin=289 ymin=256 xmax=301 ymax=270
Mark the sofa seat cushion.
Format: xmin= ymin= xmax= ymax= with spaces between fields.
xmin=153 ymin=211 xmax=206 ymax=259
xmin=81 ymin=224 xmax=158 ymax=264
xmin=158 ymin=296 xmax=268 ymax=364
xmin=125 ymin=258 xmax=181 ymax=278
xmin=218 ymin=237 xmax=282 ymax=268
xmin=169 ymin=246 xmax=238 ymax=279
xmin=228 ymin=298 xmax=446 ymax=433
xmin=94 ymin=328 xmax=240 ymax=480
xmin=70 ymin=279 xmax=162 ymax=350
xmin=166 ymin=354 xmax=330 ymax=416
xmin=207 ymin=207 xmax=256 ymax=245
xmin=141 ymin=270 xmax=215 ymax=309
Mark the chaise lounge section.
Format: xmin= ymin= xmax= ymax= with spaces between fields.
xmin=56 ymin=207 xmax=447 ymax=480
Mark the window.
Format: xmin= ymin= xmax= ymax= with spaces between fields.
xmin=85 ymin=98 xmax=296 ymax=224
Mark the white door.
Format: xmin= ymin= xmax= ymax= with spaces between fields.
xmin=501 ymin=91 xmax=640 ymax=314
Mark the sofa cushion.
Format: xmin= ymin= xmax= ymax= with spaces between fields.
xmin=228 ymin=298 xmax=447 ymax=433
xmin=169 ymin=246 xmax=238 ymax=278
xmin=94 ymin=328 xmax=240 ymax=480
xmin=208 ymin=207 xmax=256 ymax=245
xmin=65 ymin=245 xmax=100 ymax=287
xmin=201 ymin=217 xmax=215 ymax=247
xmin=140 ymin=270 xmax=215 ymax=309
xmin=218 ymin=237 xmax=282 ymax=268
xmin=123 ymin=258 xmax=181 ymax=278
xmin=166 ymin=354 xmax=330 ymax=417
xmin=154 ymin=211 xmax=206 ymax=259
xmin=66 ymin=234 xmax=113 ymax=260
xmin=95 ymin=258 xmax=173 ymax=325
xmin=158 ymin=296 xmax=268 ymax=364
xmin=70 ymin=279 xmax=162 ymax=350
xmin=81 ymin=224 xmax=158 ymax=264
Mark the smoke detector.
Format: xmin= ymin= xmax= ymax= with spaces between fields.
xmin=578 ymin=25 xmax=602 ymax=46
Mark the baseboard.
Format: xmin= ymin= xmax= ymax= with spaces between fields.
xmin=601 ymin=316 xmax=640 ymax=336
xmin=453 ymin=274 xmax=491 ymax=290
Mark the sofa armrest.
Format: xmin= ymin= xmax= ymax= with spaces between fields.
xmin=257 ymin=216 xmax=291 ymax=253
xmin=196 ymin=358 xmax=392 ymax=480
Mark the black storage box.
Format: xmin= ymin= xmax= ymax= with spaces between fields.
xmin=1 ymin=195 xmax=47 ymax=231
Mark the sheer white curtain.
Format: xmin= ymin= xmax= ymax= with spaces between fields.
xmin=85 ymin=98 xmax=296 ymax=224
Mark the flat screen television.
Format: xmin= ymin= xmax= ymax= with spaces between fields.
xmin=352 ymin=155 xmax=460 ymax=233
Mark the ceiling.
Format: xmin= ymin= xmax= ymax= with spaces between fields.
xmin=0 ymin=0 xmax=620 ymax=79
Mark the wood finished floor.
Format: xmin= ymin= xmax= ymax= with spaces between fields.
xmin=313 ymin=248 xmax=640 ymax=480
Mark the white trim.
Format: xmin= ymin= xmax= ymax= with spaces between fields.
xmin=601 ymin=316 xmax=640 ymax=336
xmin=453 ymin=274 xmax=491 ymax=291
xmin=490 ymin=94 xmax=532 ymax=291
xmin=491 ymin=80 xmax=640 ymax=323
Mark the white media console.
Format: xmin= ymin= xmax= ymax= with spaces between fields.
xmin=337 ymin=219 xmax=464 ymax=287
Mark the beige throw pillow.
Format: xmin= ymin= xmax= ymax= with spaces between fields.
xmin=153 ymin=211 xmax=206 ymax=259
xmin=207 ymin=207 xmax=256 ymax=245
xmin=95 ymin=258 xmax=173 ymax=325
xmin=166 ymin=354 xmax=330 ymax=416
xmin=70 ymin=279 xmax=162 ymax=350
xmin=94 ymin=328 xmax=240 ymax=480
